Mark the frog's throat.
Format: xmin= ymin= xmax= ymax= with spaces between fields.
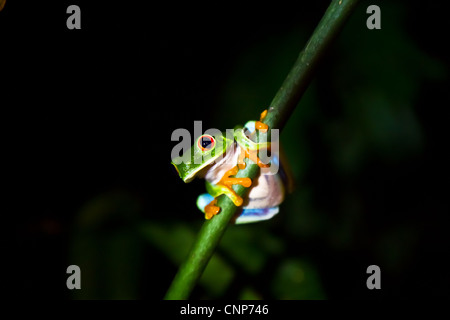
xmin=203 ymin=142 xmax=240 ymax=185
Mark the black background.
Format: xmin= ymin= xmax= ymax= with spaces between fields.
xmin=4 ymin=0 xmax=450 ymax=299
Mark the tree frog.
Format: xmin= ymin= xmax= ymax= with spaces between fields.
xmin=171 ymin=110 xmax=291 ymax=224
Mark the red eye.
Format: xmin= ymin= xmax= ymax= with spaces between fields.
xmin=197 ymin=134 xmax=215 ymax=151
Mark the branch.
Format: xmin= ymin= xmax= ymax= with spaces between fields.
xmin=164 ymin=0 xmax=360 ymax=300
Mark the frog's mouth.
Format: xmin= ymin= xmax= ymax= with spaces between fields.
xmin=174 ymin=141 xmax=238 ymax=184
xmin=172 ymin=153 xmax=222 ymax=184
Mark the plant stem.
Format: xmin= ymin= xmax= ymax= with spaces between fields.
xmin=164 ymin=0 xmax=360 ymax=300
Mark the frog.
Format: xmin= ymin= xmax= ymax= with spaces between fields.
xmin=171 ymin=110 xmax=291 ymax=224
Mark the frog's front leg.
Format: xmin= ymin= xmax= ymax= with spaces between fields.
xmin=235 ymin=118 xmax=272 ymax=170
xmin=237 ymin=145 xmax=271 ymax=170
xmin=203 ymin=166 xmax=252 ymax=219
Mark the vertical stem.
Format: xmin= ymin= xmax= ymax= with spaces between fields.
xmin=264 ymin=0 xmax=360 ymax=131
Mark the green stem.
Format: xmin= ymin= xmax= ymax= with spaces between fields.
xmin=164 ymin=0 xmax=360 ymax=300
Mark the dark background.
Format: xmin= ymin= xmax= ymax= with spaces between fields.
xmin=4 ymin=0 xmax=449 ymax=299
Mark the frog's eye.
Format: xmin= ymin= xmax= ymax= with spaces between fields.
xmin=197 ymin=134 xmax=216 ymax=152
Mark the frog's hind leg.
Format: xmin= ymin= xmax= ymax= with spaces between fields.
xmin=234 ymin=206 xmax=279 ymax=224
xmin=196 ymin=193 xmax=214 ymax=213
xmin=196 ymin=193 xmax=221 ymax=219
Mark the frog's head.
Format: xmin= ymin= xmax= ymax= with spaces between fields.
xmin=171 ymin=132 xmax=234 ymax=183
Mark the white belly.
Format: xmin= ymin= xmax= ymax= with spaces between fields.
xmin=244 ymin=172 xmax=285 ymax=209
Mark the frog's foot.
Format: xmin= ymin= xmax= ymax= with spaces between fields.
xmin=220 ymin=166 xmax=252 ymax=188
xmin=217 ymin=166 xmax=252 ymax=207
xmin=197 ymin=193 xmax=217 ymax=219
xmin=255 ymin=109 xmax=268 ymax=133
xmin=204 ymin=198 xmax=220 ymax=220
xmin=237 ymin=145 xmax=271 ymax=170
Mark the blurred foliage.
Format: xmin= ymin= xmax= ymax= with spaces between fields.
xmin=70 ymin=192 xmax=142 ymax=299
